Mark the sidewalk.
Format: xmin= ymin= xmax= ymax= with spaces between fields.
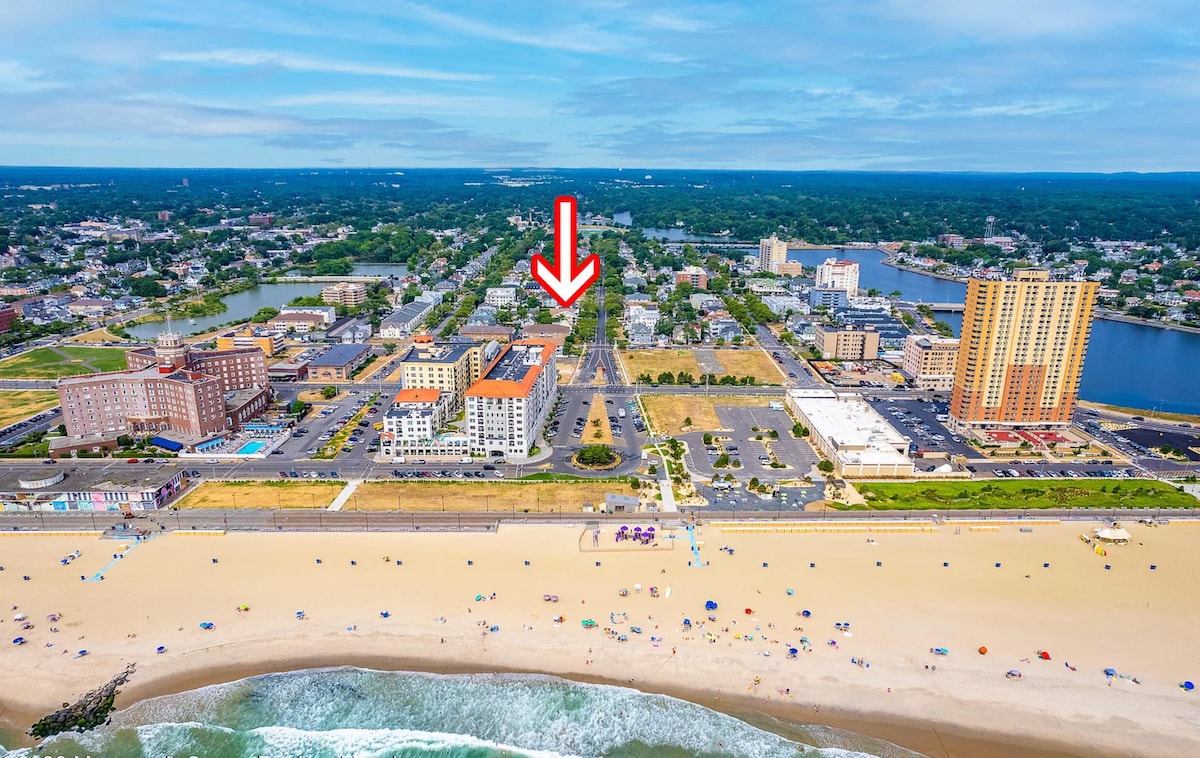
xmin=327 ymin=479 xmax=362 ymax=511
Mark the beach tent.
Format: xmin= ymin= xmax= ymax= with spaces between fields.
xmin=705 ymin=600 xmax=718 ymax=611
xmin=1094 ymin=527 xmax=1132 ymax=544
xmin=1182 ymin=681 xmax=1195 ymax=691
xmin=1039 ymin=651 xmax=1052 ymax=660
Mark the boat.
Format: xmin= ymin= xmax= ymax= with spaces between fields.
xmin=188 ymin=318 xmax=197 ymax=324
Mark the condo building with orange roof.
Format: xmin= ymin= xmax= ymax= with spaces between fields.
xmin=465 ymin=340 xmax=557 ymax=460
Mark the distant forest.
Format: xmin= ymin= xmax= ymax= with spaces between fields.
xmin=3 ymin=167 xmax=1200 ymax=249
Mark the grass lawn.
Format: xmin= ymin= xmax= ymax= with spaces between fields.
xmin=641 ymin=394 xmax=770 ymax=433
xmin=0 ymin=347 xmax=128 ymax=379
xmin=713 ymin=348 xmax=786 ymax=383
xmin=620 ymin=350 xmax=702 ymax=382
xmin=853 ymin=480 xmax=1198 ymax=511
xmin=584 ymin=393 xmax=614 ymax=445
xmin=0 ymin=391 xmax=59 ymax=427
xmin=349 ymin=481 xmax=636 ymax=512
xmin=175 ymin=481 xmax=344 ymax=509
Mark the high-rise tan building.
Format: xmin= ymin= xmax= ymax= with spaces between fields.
xmin=397 ymin=337 xmax=488 ymax=412
xmin=815 ymin=258 xmax=860 ymax=294
xmin=950 ymin=270 xmax=1098 ymax=430
xmin=758 ymin=234 xmax=788 ymax=273
xmin=902 ymin=335 xmax=959 ymax=391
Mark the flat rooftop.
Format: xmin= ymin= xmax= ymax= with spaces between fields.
xmin=0 ymin=463 xmax=184 ymax=494
xmin=310 ymin=343 xmax=370 ymax=367
xmin=787 ymin=389 xmax=912 ymax=468
xmin=467 ymin=341 xmax=554 ymax=399
xmin=400 ymin=342 xmax=476 ymax=364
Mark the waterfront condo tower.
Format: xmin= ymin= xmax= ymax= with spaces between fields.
xmin=949 ymin=269 xmax=1098 ymax=430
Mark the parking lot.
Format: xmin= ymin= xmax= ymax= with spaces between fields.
xmin=865 ymin=397 xmax=976 ymax=464
xmin=681 ymin=404 xmax=819 ymax=481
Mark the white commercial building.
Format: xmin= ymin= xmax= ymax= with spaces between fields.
xmin=465 ymin=341 xmax=557 ymax=460
xmin=815 ymin=258 xmax=860 ymax=294
xmin=785 ymin=388 xmax=914 ymax=478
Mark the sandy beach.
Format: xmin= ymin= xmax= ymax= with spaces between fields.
xmin=1 ymin=520 xmax=1198 ymax=757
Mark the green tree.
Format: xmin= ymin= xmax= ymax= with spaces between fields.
xmin=577 ymin=444 xmax=616 ymax=466
xmin=817 ymin=460 xmax=835 ymax=474
xmin=321 ymin=386 xmax=338 ymax=399
xmin=382 ymin=342 xmax=398 ymax=355
xmin=288 ymin=399 xmax=308 ymax=415
xmin=250 ymin=307 xmax=279 ymax=323
xmin=126 ymin=277 xmax=167 ymax=298
xmin=683 ymin=416 xmax=693 ymax=427
xmin=713 ymin=453 xmax=731 ymax=468
xmin=749 ymin=476 xmax=760 ymax=491
xmin=656 ymin=371 xmax=675 ymax=384
xmin=702 ymin=433 xmax=713 ymax=445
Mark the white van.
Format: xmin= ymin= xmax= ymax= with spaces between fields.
xmin=711 ymin=481 xmax=732 ymax=490
xmin=459 ymin=457 xmax=473 ymax=464
xmin=393 ymin=456 xmax=406 ymax=464
xmin=935 ymin=414 xmax=950 ymax=422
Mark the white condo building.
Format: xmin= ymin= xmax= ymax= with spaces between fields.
xmin=465 ymin=341 xmax=557 ymax=460
xmin=815 ymin=258 xmax=860 ymax=294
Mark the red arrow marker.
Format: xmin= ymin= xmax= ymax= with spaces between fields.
xmin=531 ymin=195 xmax=600 ymax=308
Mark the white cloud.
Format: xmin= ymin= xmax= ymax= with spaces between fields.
xmin=158 ymin=49 xmax=491 ymax=82
xmin=877 ymin=0 xmax=1161 ymax=38
xmin=399 ymin=2 xmax=625 ymax=54
xmin=0 ymin=60 xmax=57 ymax=92
xmin=268 ymin=91 xmax=542 ymax=117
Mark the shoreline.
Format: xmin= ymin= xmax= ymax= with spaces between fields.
xmin=12 ymin=652 xmax=1101 ymax=758
xmin=2 ymin=527 xmax=1197 ymax=758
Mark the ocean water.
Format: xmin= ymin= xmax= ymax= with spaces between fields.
xmin=1 ymin=668 xmax=923 ymax=758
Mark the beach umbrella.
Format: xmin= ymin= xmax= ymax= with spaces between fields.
xmin=646 ymin=527 xmax=655 ymax=532
xmin=802 ymin=609 xmax=812 ymax=617
xmin=1039 ymin=651 xmax=1051 ymax=661
xmin=978 ymin=646 xmax=988 ymax=655
xmin=789 ymin=648 xmax=799 ymax=655
xmin=13 ymin=613 xmax=25 ymax=622
xmin=705 ymin=600 xmax=718 ymax=611
xmin=1182 ymin=681 xmax=1195 ymax=691
xmin=745 ymin=608 xmax=754 ymax=615
xmin=620 ymin=525 xmax=629 ymax=531
xmin=11 ymin=637 xmax=24 ymax=645
xmin=634 ymin=526 xmax=642 ymax=532
xmin=1104 ymin=668 xmax=1118 ymax=678
xmin=77 ymin=650 xmax=88 ymax=656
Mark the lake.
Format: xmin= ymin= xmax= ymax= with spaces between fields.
xmin=123 ymin=282 xmax=326 ymax=340
xmin=787 ymin=248 xmax=1200 ymax=415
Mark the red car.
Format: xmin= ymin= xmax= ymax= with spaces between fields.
xmin=126 ymin=458 xmax=139 ymax=463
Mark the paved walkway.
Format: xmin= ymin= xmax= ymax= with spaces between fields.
xmin=328 ymin=479 xmax=363 ymax=511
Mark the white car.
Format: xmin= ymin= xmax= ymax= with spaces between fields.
xmin=494 ymin=471 xmax=505 ymax=478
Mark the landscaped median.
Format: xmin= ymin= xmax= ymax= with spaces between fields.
xmin=852 ymin=480 xmax=1198 ymax=511
xmin=314 ymin=393 xmax=378 ymax=460
xmin=174 ymin=481 xmax=346 ymax=509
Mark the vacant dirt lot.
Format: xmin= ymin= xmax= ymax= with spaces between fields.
xmin=350 ymin=481 xmax=634 ymax=512
xmin=641 ymin=394 xmax=770 ymax=433
xmin=175 ymin=481 xmax=344 ymax=509
xmin=619 ymin=350 xmax=701 ymax=382
xmin=713 ymin=349 xmax=786 ymax=383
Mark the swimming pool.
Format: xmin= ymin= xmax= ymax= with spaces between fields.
xmin=235 ymin=440 xmax=266 ymax=455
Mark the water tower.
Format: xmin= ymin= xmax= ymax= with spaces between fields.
xmin=984 ymin=215 xmax=996 ymax=238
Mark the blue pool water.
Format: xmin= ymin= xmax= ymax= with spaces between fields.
xmin=235 ymin=441 xmax=266 ymax=455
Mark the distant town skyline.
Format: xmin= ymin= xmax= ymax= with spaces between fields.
xmin=1 ymin=1 xmax=1197 ymax=171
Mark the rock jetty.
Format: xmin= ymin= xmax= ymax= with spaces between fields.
xmin=29 ymin=664 xmax=135 ymax=739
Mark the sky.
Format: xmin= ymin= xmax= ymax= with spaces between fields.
xmin=1 ymin=0 xmax=1198 ymax=171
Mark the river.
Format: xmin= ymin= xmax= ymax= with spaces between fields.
xmin=785 ymin=248 xmax=1200 ymax=415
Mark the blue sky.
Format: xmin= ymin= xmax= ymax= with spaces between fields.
xmin=1 ymin=0 xmax=1197 ymax=170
